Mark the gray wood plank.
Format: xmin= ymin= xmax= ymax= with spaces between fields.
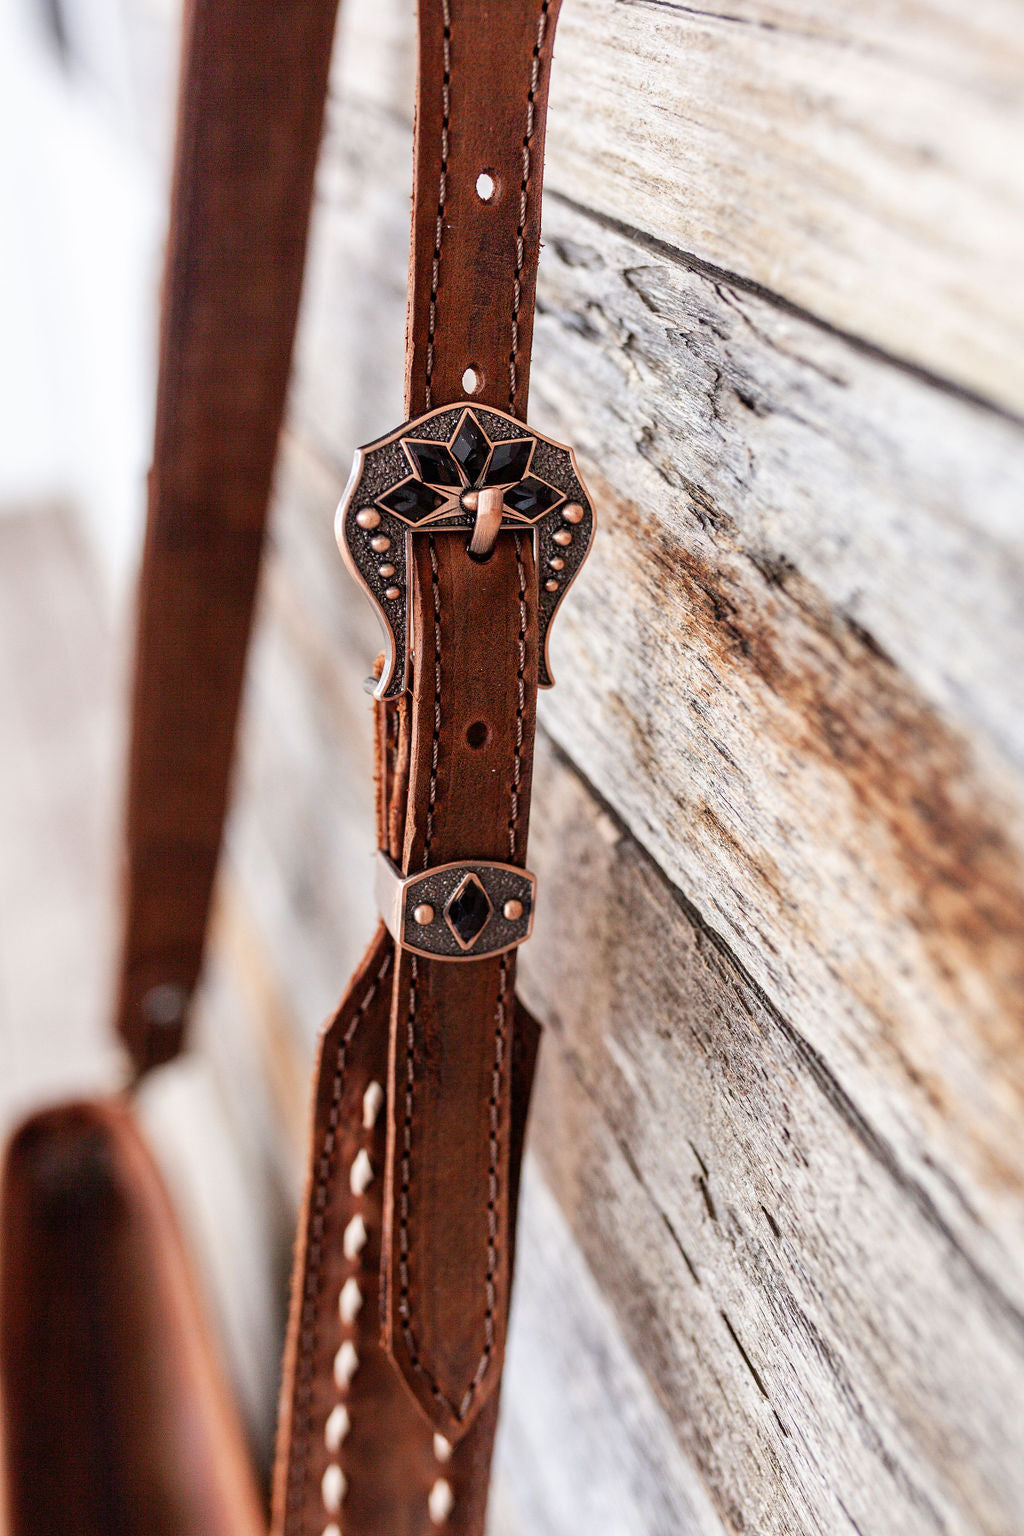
xmin=331 ymin=0 xmax=1024 ymax=412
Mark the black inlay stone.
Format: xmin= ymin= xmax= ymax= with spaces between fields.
xmin=446 ymin=876 xmax=492 ymax=946
xmin=503 ymin=476 xmax=561 ymax=517
xmin=381 ymin=479 xmax=446 ymax=522
xmin=450 ymin=415 xmax=490 ymax=485
xmin=484 ymin=438 xmax=533 ymax=486
xmin=407 ymin=440 xmax=462 ymax=486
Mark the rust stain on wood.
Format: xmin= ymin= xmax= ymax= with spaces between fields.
xmin=644 ymin=507 xmax=1024 ymax=1124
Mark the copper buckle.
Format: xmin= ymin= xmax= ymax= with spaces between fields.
xmin=335 ymin=401 xmax=595 ymax=700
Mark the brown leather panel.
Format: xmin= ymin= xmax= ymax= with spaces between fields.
xmin=405 ymin=0 xmax=564 ymax=418
xmin=0 ymin=1100 xmax=263 ymax=1536
xmin=381 ymin=532 xmax=539 ymax=1440
xmin=117 ymin=0 xmax=340 ymax=1073
xmin=271 ymin=925 xmax=542 ymax=1536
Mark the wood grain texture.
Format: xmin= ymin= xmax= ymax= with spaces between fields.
xmin=522 ymin=735 xmax=1024 ymax=1536
xmin=187 ymin=0 xmax=1024 ymax=1529
xmin=292 ymin=81 xmax=1024 ymax=1295
xmin=332 ymin=0 xmax=1024 ymax=413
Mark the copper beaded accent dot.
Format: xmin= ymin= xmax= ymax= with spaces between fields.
xmin=413 ymin=904 xmax=434 ymax=925
xmin=355 ymin=507 xmax=380 ymax=530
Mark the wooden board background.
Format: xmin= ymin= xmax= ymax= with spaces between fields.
xmin=136 ymin=1 xmax=1024 ymax=1532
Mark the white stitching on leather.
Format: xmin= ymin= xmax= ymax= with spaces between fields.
xmin=283 ymin=949 xmax=391 ymax=1533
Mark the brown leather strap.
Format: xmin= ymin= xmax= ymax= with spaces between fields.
xmin=0 ymin=1101 xmax=264 ymax=1536
xmin=380 ymin=531 xmax=538 ymax=1438
xmin=406 ymin=0 xmax=560 ymax=417
xmin=273 ymin=0 xmax=566 ymax=1528
xmin=382 ymin=0 xmax=561 ymax=1439
xmin=115 ymin=0 xmax=340 ymax=1074
xmin=270 ymin=923 xmax=541 ymax=1536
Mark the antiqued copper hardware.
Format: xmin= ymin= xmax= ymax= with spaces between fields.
xmin=336 ymin=402 xmax=594 ymax=699
xmin=374 ymin=852 xmax=536 ymax=960
xmin=467 ymin=485 xmax=506 ymax=558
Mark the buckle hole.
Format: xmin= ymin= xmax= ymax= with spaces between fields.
xmin=462 ymin=366 xmax=481 ymax=394
xmin=476 ymin=171 xmax=496 ymax=202
xmin=466 ymin=720 xmax=490 ymax=749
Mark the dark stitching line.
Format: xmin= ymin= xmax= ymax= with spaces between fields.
xmin=397 ymin=0 xmax=552 ymax=1414
xmin=509 ymin=534 xmax=528 ymax=860
xmin=397 ymin=534 xmax=448 ymax=1408
xmin=424 ymin=0 xmax=453 ymax=410
xmin=423 ymin=538 xmax=443 ymax=869
xmin=509 ymin=0 xmax=553 ymax=410
xmin=282 ymin=949 xmax=392 ymax=1533
xmin=395 ymin=536 xmax=528 ymax=1423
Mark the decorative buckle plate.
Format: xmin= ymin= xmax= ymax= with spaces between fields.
xmin=375 ymin=853 xmax=536 ymax=961
xmin=336 ymin=401 xmax=595 ymax=700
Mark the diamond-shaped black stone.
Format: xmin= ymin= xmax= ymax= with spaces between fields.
xmin=381 ymin=479 xmax=446 ymax=522
xmin=450 ymin=415 xmax=490 ymax=485
xmin=407 ymin=440 xmax=462 ymax=487
xmin=484 ymin=438 xmax=533 ymax=487
xmin=446 ymin=875 xmax=492 ymax=947
xmin=503 ymin=476 xmax=562 ymax=517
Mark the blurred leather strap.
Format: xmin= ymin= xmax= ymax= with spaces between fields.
xmin=272 ymin=1 xmax=566 ymax=1532
xmin=115 ymin=0 xmax=340 ymax=1073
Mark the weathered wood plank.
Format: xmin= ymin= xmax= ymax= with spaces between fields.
xmin=184 ymin=6 xmax=1024 ymax=1530
xmin=521 ymin=736 xmax=1024 ymax=1536
xmin=219 ymin=419 xmax=1024 ymax=1528
xmin=287 ymin=89 xmax=1024 ymax=1313
xmin=492 ymin=1164 xmax=729 ymax=1536
xmin=217 ymin=607 xmax=1024 ymax=1533
xmin=332 ymin=0 xmax=1024 ymax=413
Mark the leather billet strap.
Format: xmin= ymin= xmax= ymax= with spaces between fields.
xmin=115 ymin=0 xmax=339 ymax=1075
xmin=273 ymin=1 xmax=588 ymax=1531
xmin=406 ymin=0 xmax=559 ymax=416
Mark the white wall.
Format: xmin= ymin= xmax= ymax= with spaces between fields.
xmin=0 ymin=0 xmax=175 ymax=603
